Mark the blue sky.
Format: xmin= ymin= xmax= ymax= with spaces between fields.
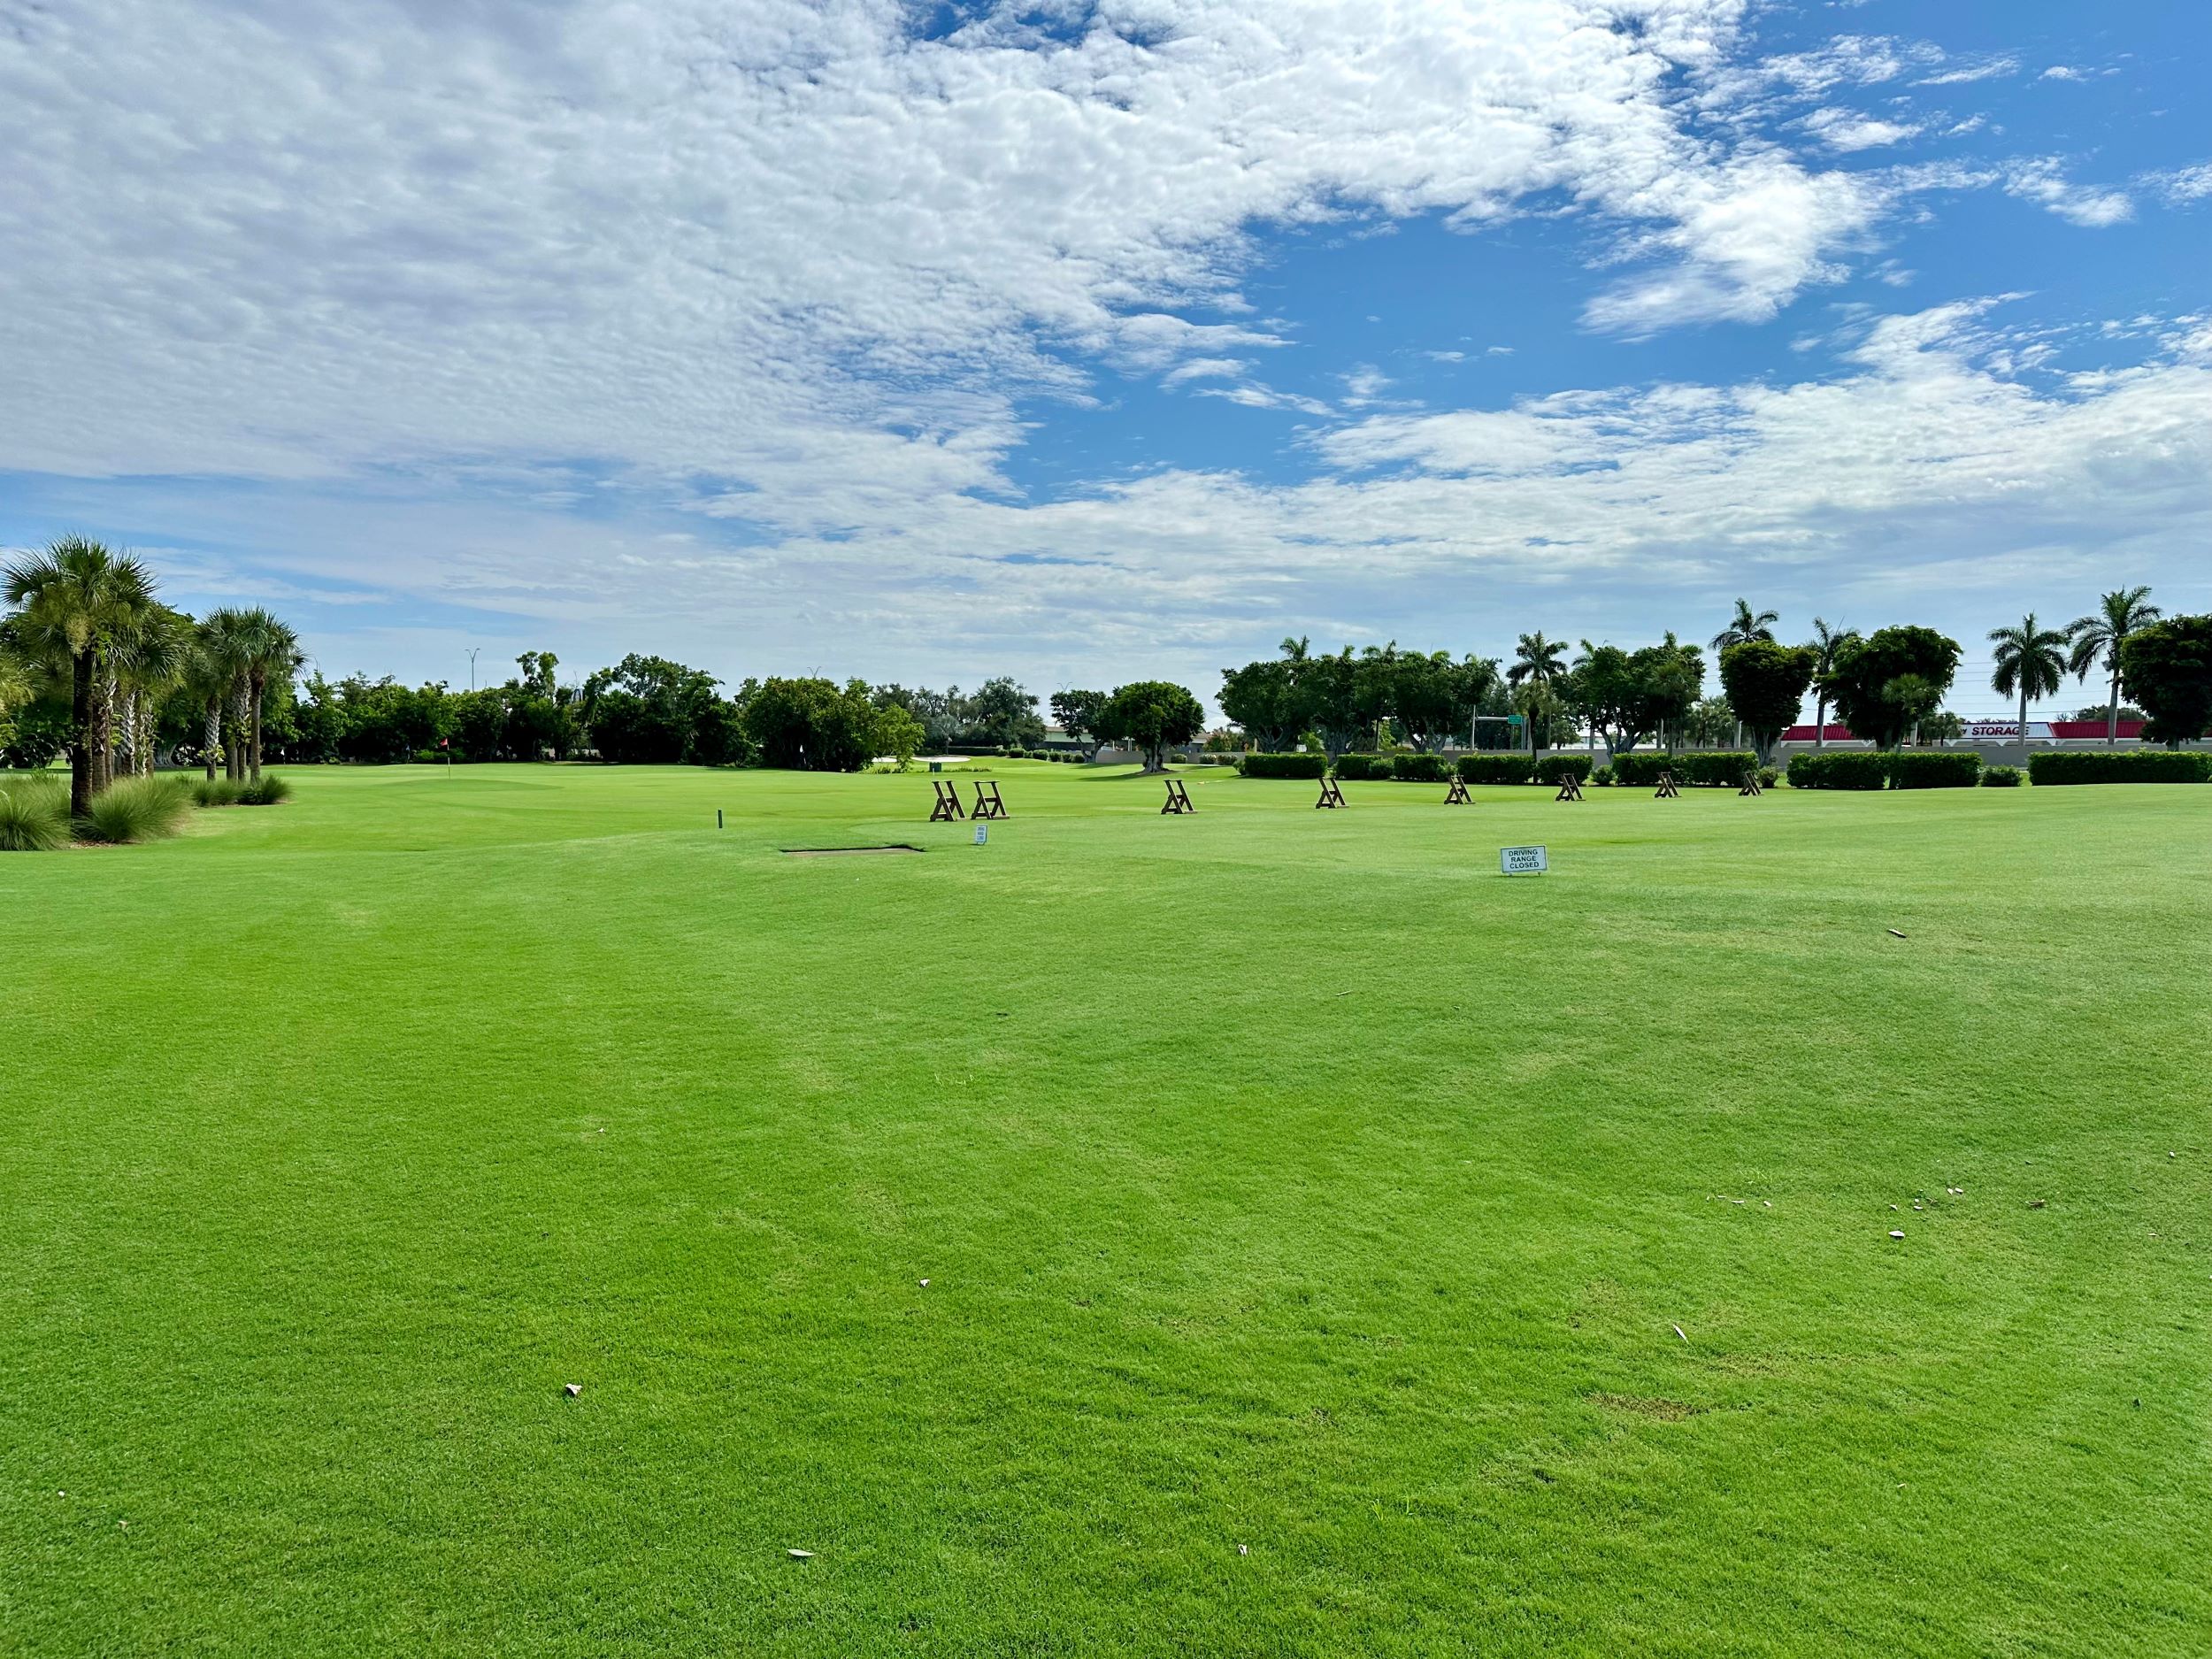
xmin=3 ymin=0 xmax=2207 ymax=716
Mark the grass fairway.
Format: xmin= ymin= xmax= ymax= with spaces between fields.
xmin=4 ymin=762 xmax=2208 ymax=1655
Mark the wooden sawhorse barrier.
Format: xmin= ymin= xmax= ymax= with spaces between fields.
xmin=1555 ymin=772 xmax=1585 ymax=802
xmin=1316 ymin=778 xmax=1347 ymax=809
xmin=1738 ymin=769 xmax=1763 ymax=797
xmin=1654 ymin=771 xmax=1681 ymax=799
xmin=1444 ymin=775 xmax=1471 ymax=804
xmin=928 ymin=780 xmax=965 ymax=821
xmin=1162 ymin=779 xmax=1195 ymax=814
xmin=972 ymin=780 xmax=1010 ymax=820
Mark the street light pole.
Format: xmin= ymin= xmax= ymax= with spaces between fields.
xmin=466 ymin=648 xmax=481 ymax=691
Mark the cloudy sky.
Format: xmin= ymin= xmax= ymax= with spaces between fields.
xmin=3 ymin=0 xmax=2207 ymax=715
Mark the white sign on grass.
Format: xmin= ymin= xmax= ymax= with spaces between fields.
xmin=973 ymin=824 xmax=988 ymax=845
xmin=1500 ymin=844 xmax=1548 ymax=876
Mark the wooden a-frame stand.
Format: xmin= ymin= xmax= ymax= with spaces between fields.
xmin=1161 ymin=779 xmax=1195 ymax=814
xmin=1555 ymin=772 xmax=1585 ymax=802
xmin=1444 ymin=775 xmax=1471 ymax=804
xmin=1654 ymin=771 xmax=1682 ymax=799
xmin=1316 ymin=777 xmax=1347 ymax=809
xmin=1738 ymin=768 xmax=1763 ymax=797
xmin=971 ymin=780 xmax=1010 ymax=820
xmin=928 ymin=780 xmax=965 ymax=821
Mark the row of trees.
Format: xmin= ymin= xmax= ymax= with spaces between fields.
xmin=9 ymin=540 xmax=2205 ymax=793
xmin=1212 ymin=588 xmax=2208 ymax=764
xmin=2 ymin=537 xmax=300 ymax=815
xmin=0 ymin=542 xmax=1218 ymax=780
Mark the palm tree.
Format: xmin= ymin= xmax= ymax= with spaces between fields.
xmin=1804 ymin=618 xmax=1860 ymax=749
xmin=194 ymin=608 xmax=260 ymax=780
xmin=2066 ymin=586 xmax=2159 ymax=745
xmin=110 ymin=604 xmax=193 ymax=777
xmin=184 ymin=614 xmax=244 ymax=780
xmin=1507 ymin=632 xmax=1570 ymax=757
xmin=1710 ymin=599 xmax=1779 ymax=653
xmin=230 ymin=607 xmax=303 ymax=781
xmin=2 ymin=536 xmax=157 ymax=815
xmin=1989 ymin=613 xmax=2071 ymax=758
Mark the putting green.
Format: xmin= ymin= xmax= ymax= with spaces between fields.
xmin=4 ymin=762 xmax=2208 ymax=1654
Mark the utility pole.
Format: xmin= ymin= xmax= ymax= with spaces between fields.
xmin=466 ymin=648 xmax=481 ymax=691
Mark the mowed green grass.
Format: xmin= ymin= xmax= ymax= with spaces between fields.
xmin=3 ymin=762 xmax=2208 ymax=1655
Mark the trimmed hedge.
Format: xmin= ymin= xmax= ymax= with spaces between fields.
xmin=1334 ymin=753 xmax=1394 ymax=781
xmin=1673 ymin=751 xmax=1759 ymax=787
xmin=1983 ymin=765 xmax=2024 ymax=787
xmin=1787 ymin=750 xmax=1984 ymax=789
xmin=1238 ymin=752 xmax=1328 ymax=780
xmin=1391 ymin=752 xmax=1454 ymax=783
xmin=1788 ymin=751 xmax=1889 ymax=790
xmin=1456 ymin=755 xmax=1532 ymax=785
xmin=1609 ymin=753 xmax=1682 ymax=787
xmin=2029 ymin=750 xmax=2212 ymax=786
xmin=1887 ymin=751 xmax=1982 ymax=789
xmin=1535 ymin=754 xmax=1594 ymax=786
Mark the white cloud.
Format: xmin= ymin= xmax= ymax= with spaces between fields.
xmin=1 ymin=4 xmax=2205 ymax=695
xmin=1803 ymin=107 xmax=1922 ymax=150
xmin=0 ymin=0 xmax=1902 ymax=488
xmin=2039 ymin=65 xmax=2087 ymax=82
xmin=2154 ymin=164 xmax=2212 ymax=204
xmin=1915 ymin=56 xmax=2018 ymax=87
xmin=2004 ymin=160 xmax=2133 ymax=227
xmin=1340 ymin=365 xmax=1392 ymax=407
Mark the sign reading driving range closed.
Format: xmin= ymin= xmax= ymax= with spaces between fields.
xmin=1500 ymin=844 xmax=1548 ymax=876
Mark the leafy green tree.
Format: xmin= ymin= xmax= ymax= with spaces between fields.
xmin=0 ymin=693 xmax=70 ymax=770
xmin=2118 ymin=615 xmax=2212 ymax=749
xmin=1709 ymin=599 xmax=1779 ymax=651
xmin=1802 ymin=618 xmax=1861 ymax=747
xmin=874 ymin=703 xmax=926 ymax=770
xmin=2066 ymin=587 xmax=2160 ymax=745
xmin=1048 ymin=688 xmax=1110 ymax=757
xmin=1302 ymin=649 xmax=1366 ymax=758
xmin=741 ymin=676 xmax=884 ymax=771
xmin=1989 ymin=613 xmax=2071 ymax=757
xmin=1719 ymin=640 xmax=1816 ymax=764
xmin=1824 ymin=626 xmax=1962 ymax=750
xmin=3 ymin=535 xmax=158 ymax=814
xmin=687 ymin=697 xmax=752 ymax=767
xmin=1095 ymin=680 xmax=1204 ymax=772
xmin=582 ymin=654 xmax=721 ymax=764
xmin=965 ymin=677 xmax=1045 ymax=749
xmin=449 ymin=687 xmax=510 ymax=761
xmin=505 ymin=652 xmax=575 ymax=761
xmin=1391 ymin=650 xmax=1496 ymax=751
xmin=1217 ymin=659 xmax=1290 ymax=750
xmin=1681 ymin=695 xmax=1734 ymax=750
xmin=1565 ymin=636 xmax=1701 ymax=758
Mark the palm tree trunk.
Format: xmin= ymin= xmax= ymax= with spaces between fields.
xmin=2108 ymin=670 xmax=2120 ymax=745
xmin=204 ymin=700 xmax=219 ymax=780
xmin=1815 ymin=693 xmax=1828 ymax=749
xmin=249 ymin=672 xmax=265 ymax=782
xmin=69 ymin=649 xmax=95 ymax=818
xmin=2019 ymin=686 xmax=2031 ymax=759
xmin=227 ymin=687 xmax=248 ymax=780
xmin=91 ymin=667 xmax=115 ymax=795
